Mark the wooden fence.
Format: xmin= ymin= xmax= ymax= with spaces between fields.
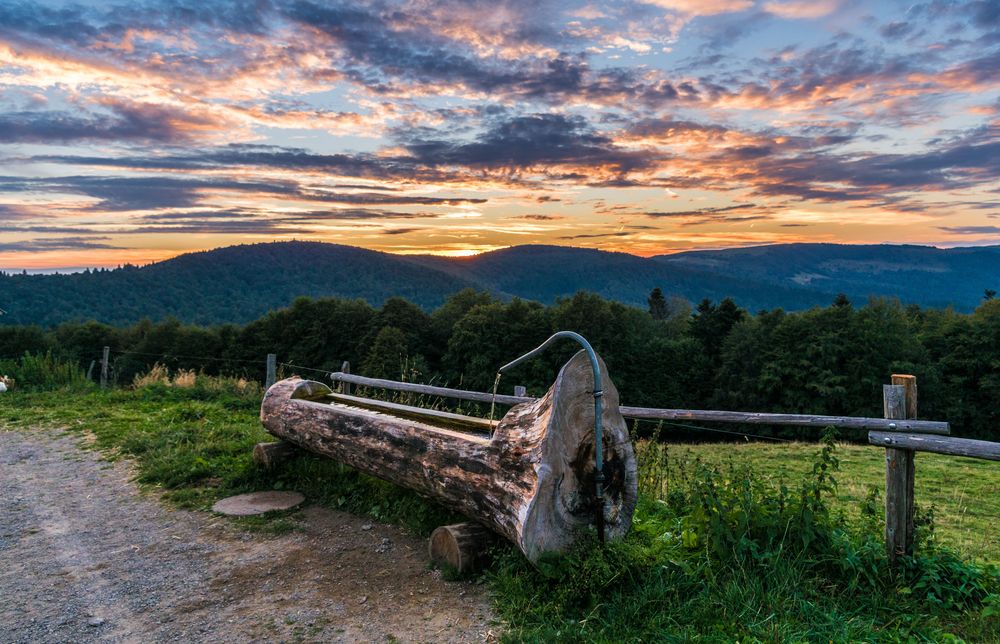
xmin=326 ymin=367 xmax=998 ymax=565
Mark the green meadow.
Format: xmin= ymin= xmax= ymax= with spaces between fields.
xmin=2 ymin=363 xmax=998 ymax=642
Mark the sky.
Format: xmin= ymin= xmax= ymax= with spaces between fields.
xmin=0 ymin=0 xmax=998 ymax=269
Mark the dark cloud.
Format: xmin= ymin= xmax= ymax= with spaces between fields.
xmin=284 ymin=1 xmax=692 ymax=106
xmin=509 ymin=214 xmax=565 ymax=221
xmin=0 ymin=204 xmax=47 ymax=221
xmin=645 ymin=204 xmax=760 ymax=218
xmin=0 ymin=224 xmax=96 ymax=233
xmin=0 ymin=237 xmax=123 ymax=252
xmin=402 ymin=113 xmax=657 ymax=173
xmin=0 ymin=101 xmax=220 ymax=144
xmin=937 ymin=225 xmax=1000 ymax=234
xmin=879 ymin=21 xmax=914 ymax=40
xmin=558 ymin=231 xmax=630 ymax=239
xmin=0 ymin=174 xmax=486 ymax=211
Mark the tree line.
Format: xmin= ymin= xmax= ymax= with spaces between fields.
xmin=2 ymin=288 xmax=998 ymax=440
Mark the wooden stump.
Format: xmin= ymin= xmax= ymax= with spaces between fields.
xmin=260 ymin=351 xmax=638 ymax=564
xmin=252 ymin=441 xmax=301 ymax=470
xmin=429 ymin=522 xmax=497 ymax=573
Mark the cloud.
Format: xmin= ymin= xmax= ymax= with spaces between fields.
xmin=402 ymin=113 xmax=659 ymax=175
xmin=0 ymin=100 xmax=227 ymax=144
xmin=643 ymin=0 xmax=752 ymax=17
xmin=0 ymin=237 xmax=123 ymax=252
xmin=508 ymin=214 xmax=566 ymax=221
xmin=558 ymin=231 xmax=631 ymax=239
xmin=937 ymin=225 xmax=1000 ymax=235
xmin=0 ymin=174 xmax=488 ymax=212
xmin=762 ymin=0 xmax=839 ymax=20
xmin=645 ymin=203 xmax=759 ymax=217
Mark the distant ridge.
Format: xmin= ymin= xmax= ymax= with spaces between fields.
xmin=1 ymin=241 xmax=998 ymax=326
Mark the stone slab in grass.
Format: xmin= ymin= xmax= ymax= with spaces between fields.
xmin=212 ymin=491 xmax=304 ymax=516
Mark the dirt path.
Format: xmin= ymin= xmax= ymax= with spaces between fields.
xmin=0 ymin=428 xmax=497 ymax=643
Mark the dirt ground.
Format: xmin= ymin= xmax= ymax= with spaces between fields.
xmin=0 ymin=428 xmax=497 ymax=643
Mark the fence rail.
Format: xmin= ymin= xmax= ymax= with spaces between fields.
xmin=327 ymin=371 xmax=951 ymax=435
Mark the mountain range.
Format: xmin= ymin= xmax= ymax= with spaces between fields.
xmin=2 ymin=241 xmax=998 ymax=326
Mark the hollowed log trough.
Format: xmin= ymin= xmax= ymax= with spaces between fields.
xmin=260 ymin=351 xmax=638 ymax=563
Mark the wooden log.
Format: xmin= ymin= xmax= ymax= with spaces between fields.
xmin=883 ymin=377 xmax=916 ymax=564
xmin=262 ymin=351 xmax=638 ymax=563
xmin=869 ymin=432 xmax=1000 ymax=461
xmin=429 ymin=522 xmax=497 ymax=573
xmin=327 ymin=372 xmax=950 ymax=434
xmin=252 ymin=440 xmax=301 ymax=470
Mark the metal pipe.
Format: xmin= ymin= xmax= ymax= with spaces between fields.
xmin=497 ymin=331 xmax=606 ymax=543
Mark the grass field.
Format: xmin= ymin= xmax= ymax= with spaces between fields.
xmin=2 ymin=376 xmax=998 ymax=641
xmin=663 ymin=441 xmax=1000 ymax=562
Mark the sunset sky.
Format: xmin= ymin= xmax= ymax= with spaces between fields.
xmin=0 ymin=0 xmax=998 ymax=269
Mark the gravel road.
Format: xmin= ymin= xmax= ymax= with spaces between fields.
xmin=0 ymin=428 xmax=496 ymax=643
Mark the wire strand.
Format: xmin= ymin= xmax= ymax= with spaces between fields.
xmin=110 ymin=349 xmax=263 ymax=365
xmin=279 ymin=362 xmax=336 ymax=376
xmin=633 ymin=417 xmax=795 ymax=443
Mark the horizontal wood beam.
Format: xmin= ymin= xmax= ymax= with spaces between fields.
xmin=869 ymin=431 xmax=1000 ymax=461
xmin=327 ymin=372 xmax=951 ymax=434
xmin=328 ymin=372 xmax=532 ymax=406
xmin=620 ymin=406 xmax=951 ymax=435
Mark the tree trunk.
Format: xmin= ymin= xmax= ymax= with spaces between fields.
xmin=260 ymin=351 xmax=638 ymax=563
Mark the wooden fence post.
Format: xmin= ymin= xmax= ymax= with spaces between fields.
xmin=341 ymin=361 xmax=351 ymax=395
xmin=883 ymin=374 xmax=917 ymax=564
xmin=514 ymin=385 xmax=527 ymax=397
xmin=265 ymin=353 xmax=277 ymax=389
xmin=100 ymin=346 xmax=110 ymax=388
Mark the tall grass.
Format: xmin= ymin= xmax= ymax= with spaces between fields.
xmin=0 ymin=352 xmax=91 ymax=391
xmin=489 ymin=432 xmax=1000 ymax=641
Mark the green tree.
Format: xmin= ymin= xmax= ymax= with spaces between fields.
xmin=362 ymin=326 xmax=410 ymax=380
xmin=648 ymin=288 xmax=668 ymax=320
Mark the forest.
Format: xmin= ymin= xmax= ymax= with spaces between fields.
xmin=3 ymin=287 xmax=999 ymax=440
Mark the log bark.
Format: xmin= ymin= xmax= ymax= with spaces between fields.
xmin=261 ymin=351 xmax=638 ymax=563
xmin=429 ymin=522 xmax=497 ymax=573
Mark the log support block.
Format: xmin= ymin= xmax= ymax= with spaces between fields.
xmin=252 ymin=440 xmax=301 ymax=470
xmin=429 ymin=522 xmax=497 ymax=574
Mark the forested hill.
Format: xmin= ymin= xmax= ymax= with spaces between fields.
xmin=2 ymin=241 xmax=998 ymax=326
xmin=657 ymin=243 xmax=1000 ymax=311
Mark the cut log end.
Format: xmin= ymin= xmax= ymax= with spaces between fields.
xmin=252 ymin=440 xmax=301 ymax=470
xmin=499 ymin=351 xmax=638 ymax=561
xmin=429 ymin=522 xmax=497 ymax=574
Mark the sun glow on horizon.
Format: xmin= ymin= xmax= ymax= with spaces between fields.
xmin=0 ymin=0 xmax=998 ymax=268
